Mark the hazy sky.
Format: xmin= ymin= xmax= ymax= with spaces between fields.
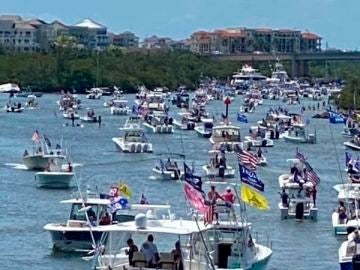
xmin=2 ymin=0 xmax=358 ymax=49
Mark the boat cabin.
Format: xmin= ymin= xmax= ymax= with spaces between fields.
xmin=211 ymin=126 xmax=241 ymax=143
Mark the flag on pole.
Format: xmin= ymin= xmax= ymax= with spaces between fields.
xmin=295 ymin=148 xmax=307 ymax=163
xmin=239 ymin=165 xmax=265 ymax=192
xmin=204 ymin=204 xmax=215 ymax=225
xmin=237 ymin=149 xmax=258 ymax=171
xmin=139 ymin=193 xmax=149 ymax=204
xmin=183 ymin=182 xmax=208 ymax=214
xmin=329 ymin=111 xmax=346 ymax=124
xmin=184 ymin=163 xmax=203 ymax=194
xmin=118 ymin=182 xmax=133 ymax=198
xmin=345 ymin=152 xmax=352 ymax=166
xmin=303 ymin=161 xmax=321 ymax=186
xmin=237 ymin=113 xmax=248 ymax=123
xmin=240 ymin=185 xmax=269 ymax=210
xmin=32 ymin=130 xmax=41 ymax=143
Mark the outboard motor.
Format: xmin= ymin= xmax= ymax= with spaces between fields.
xmin=130 ymin=144 xmax=136 ymax=153
xmin=270 ymin=130 xmax=275 ymax=140
xmin=261 ymin=140 xmax=267 ymax=147
xmin=169 ymin=118 xmax=173 ymax=125
xmin=143 ymin=144 xmax=148 ymax=153
xmin=295 ymin=202 xmax=304 ymax=220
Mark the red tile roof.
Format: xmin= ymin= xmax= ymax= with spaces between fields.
xmin=301 ymin=32 xmax=321 ymax=40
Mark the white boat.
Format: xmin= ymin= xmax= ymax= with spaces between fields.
xmin=173 ymin=116 xmax=196 ymax=130
xmin=342 ymin=127 xmax=359 ymax=138
xmin=244 ymin=136 xmax=274 ymax=147
xmin=344 ymin=137 xmax=360 ymax=151
xmin=0 ymin=83 xmax=20 ymax=93
xmin=278 ymin=159 xmax=317 ymax=221
xmin=63 ymin=109 xmax=80 ymax=119
xmin=231 ymin=65 xmax=267 ymax=85
xmin=143 ymin=114 xmax=174 ymax=134
xmin=58 ymin=93 xmax=81 ymax=111
xmin=80 ymin=109 xmax=98 ymax=123
xmin=112 ymin=118 xmax=153 ymax=153
xmin=202 ymin=150 xmax=235 ymax=178
xmin=5 ymin=103 xmax=24 ymax=113
xmin=23 ymin=135 xmax=67 ymax=170
xmin=152 ymin=159 xmax=182 ymax=180
xmin=34 ymin=158 xmax=74 ymax=189
xmin=44 ymin=194 xmax=171 ymax=252
xmin=94 ymin=205 xmax=273 ymax=270
xmin=86 ymin=92 xmax=102 ymax=99
xmin=194 ymin=119 xmax=213 ymax=138
xmin=110 ymin=100 xmax=129 ymax=115
xmin=281 ymin=124 xmax=316 ymax=144
xmin=209 ymin=124 xmax=242 ymax=152
xmin=332 ymin=187 xmax=360 ymax=236
xmin=338 ymin=230 xmax=360 ymax=270
xmin=25 ymin=95 xmax=38 ymax=109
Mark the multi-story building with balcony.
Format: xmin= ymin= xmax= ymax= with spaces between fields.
xmin=190 ymin=27 xmax=321 ymax=55
xmin=111 ymin=31 xmax=139 ymax=48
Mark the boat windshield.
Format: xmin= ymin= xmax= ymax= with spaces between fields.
xmin=69 ymin=203 xmax=106 ymax=222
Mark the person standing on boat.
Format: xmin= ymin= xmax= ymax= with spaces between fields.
xmin=337 ymin=201 xmax=347 ymax=224
xmin=126 ymin=238 xmax=139 ymax=267
xmin=70 ymin=113 xmax=75 ymax=127
xmin=208 ymin=185 xmax=224 ymax=224
xmin=98 ymin=115 xmax=102 ymax=128
xmin=171 ymin=241 xmax=183 ymax=270
xmin=141 ymin=234 xmax=160 ymax=267
xmin=312 ymin=186 xmax=317 ymax=207
xmin=279 ymin=189 xmax=289 ymax=207
xmin=257 ymin=147 xmax=263 ymax=158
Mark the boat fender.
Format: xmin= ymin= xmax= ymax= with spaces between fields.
xmin=135 ymin=213 xmax=147 ymax=229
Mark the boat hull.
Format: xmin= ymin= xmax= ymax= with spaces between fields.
xmin=35 ymin=172 xmax=74 ymax=189
xmin=23 ymin=155 xmax=50 ymax=170
xmin=344 ymin=142 xmax=360 ymax=151
xmin=48 ymin=229 xmax=105 ymax=252
xmin=112 ymin=138 xmax=153 ymax=153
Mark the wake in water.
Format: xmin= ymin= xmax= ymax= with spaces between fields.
xmin=4 ymin=163 xmax=83 ymax=171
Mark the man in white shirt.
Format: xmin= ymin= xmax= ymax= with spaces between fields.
xmin=140 ymin=234 xmax=160 ymax=267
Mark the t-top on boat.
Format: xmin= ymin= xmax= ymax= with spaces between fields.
xmin=209 ymin=124 xmax=242 ymax=152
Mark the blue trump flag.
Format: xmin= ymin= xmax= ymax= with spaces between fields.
xmin=239 ymin=165 xmax=264 ymax=192
xmin=329 ymin=111 xmax=346 ymax=124
xmin=345 ymin=152 xmax=352 ymax=166
xmin=184 ymin=163 xmax=203 ymax=194
xmin=237 ymin=113 xmax=248 ymax=123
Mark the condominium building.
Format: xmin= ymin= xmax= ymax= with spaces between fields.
xmin=190 ymin=27 xmax=321 ymax=54
xmin=111 ymin=31 xmax=139 ymax=48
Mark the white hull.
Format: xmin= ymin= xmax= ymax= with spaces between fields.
xmin=173 ymin=120 xmax=195 ymax=130
xmin=202 ymin=165 xmax=235 ymax=178
xmin=111 ymin=107 xmax=129 ymax=115
xmin=152 ymin=167 xmax=181 ymax=180
xmin=35 ymin=172 xmax=74 ymax=189
xmin=279 ymin=202 xmax=317 ymax=221
xmin=112 ymin=138 xmax=153 ymax=153
xmin=194 ymin=126 xmax=212 ymax=138
xmin=23 ymin=155 xmax=51 ymax=170
xmin=6 ymin=107 xmax=24 ymax=113
xmin=80 ymin=116 xmax=98 ymax=123
xmin=63 ymin=113 xmax=80 ymax=119
xmin=244 ymin=136 xmax=274 ymax=147
xmin=344 ymin=141 xmax=360 ymax=151
xmin=143 ymin=123 xmax=174 ymax=134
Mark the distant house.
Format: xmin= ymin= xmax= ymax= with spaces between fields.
xmin=110 ymin=31 xmax=139 ymax=48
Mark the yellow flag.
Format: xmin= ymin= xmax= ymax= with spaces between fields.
xmin=241 ymin=185 xmax=269 ymax=210
xmin=118 ymin=182 xmax=132 ymax=198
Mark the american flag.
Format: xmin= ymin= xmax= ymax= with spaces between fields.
xmin=237 ymin=149 xmax=258 ymax=171
xmin=295 ymin=148 xmax=307 ymax=163
xmin=303 ymin=161 xmax=320 ymax=186
xmin=204 ymin=203 xmax=215 ymax=225
xmin=32 ymin=130 xmax=41 ymax=143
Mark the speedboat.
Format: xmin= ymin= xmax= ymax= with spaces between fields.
xmin=25 ymin=95 xmax=38 ymax=109
xmin=143 ymin=113 xmax=174 ymax=134
xmin=281 ymin=124 xmax=316 ymax=144
xmin=244 ymin=136 xmax=274 ymax=147
xmin=209 ymin=124 xmax=242 ymax=152
xmin=278 ymin=159 xmax=318 ymax=221
xmin=110 ymin=100 xmax=129 ymax=115
xmin=5 ymin=103 xmax=24 ymax=113
xmin=34 ymin=157 xmax=74 ymax=189
xmin=194 ymin=119 xmax=213 ymax=138
xmin=44 ymin=193 xmax=171 ymax=252
xmin=338 ymin=230 xmax=360 ymax=270
xmin=80 ymin=110 xmax=98 ymax=123
xmin=152 ymin=159 xmax=182 ymax=180
xmin=23 ymin=134 xmax=67 ymax=170
xmin=94 ymin=204 xmax=273 ymax=270
xmin=342 ymin=127 xmax=360 ymax=138
xmin=112 ymin=117 xmax=153 ymax=153
xmin=344 ymin=136 xmax=360 ymax=151
xmin=63 ymin=109 xmax=80 ymax=120
xmin=173 ymin=114 xmax=196 ymax=130
xmin=332 ymin=187 xmax=360 ymax=236
xmin=202 ymin=150 xmax=235 ymax=178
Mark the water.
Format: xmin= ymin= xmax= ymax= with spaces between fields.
xmin=0 ymin=93 xmax=349 ymax=270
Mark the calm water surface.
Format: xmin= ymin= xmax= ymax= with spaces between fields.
xmin=0 ymin=93 xmax=349 ymax=270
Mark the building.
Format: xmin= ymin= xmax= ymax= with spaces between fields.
xmin=190 ymin=27 xmax=321 ymax=55
xmin=140 ymin=35 xmax=175 ymax=49
xmin=111 ymin=31 xmax=139 ymax=48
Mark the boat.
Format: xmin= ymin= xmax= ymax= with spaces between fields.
xmin=202 ymin=150 xmax=235 ymax=178
xmin=43 ymin=192 xmax=171 ymax=252
xmin=5 ymin=103 xmax=24 ymax=113
xmin=0 ymin=83 xmax=20 ymax=93
xmin=281 ymin=124 xmax=316 ymax=144
xmin=239 ymin=104 xmax=255 ymax=113
xmin=342 ymin=127 xmax=360 ymax=138
xmin=209 ymin=124 xmax=242 ymax=152
xmin=23 ymin=137 xmax=67 ymax=170
xmin=143 ymin=113 xmax=174 ymax=134
xmin=173 ymin=91 xmax=190 ymax=109
xmin=152 ymin=158 xmax=183 ymax=180
xmin=112 ymin=117 xmax=153 ymax=153
xmin=173 ymin=114 xmax=196 ymax=130
xmin=34 ymin=157 xmax=74 ymax=189
xmin=25 ymin=95 xmax=39 ymax=109
xmin=80 ymin=109 xmax=98 ymax=123
xmin=332 ymin=186 xmax=360 ymax=236
xmin=194 ymin=119 xmax=213 ymax=138
xmin=278 ymin=159 xmax=318 ymax=220
xmin=344 ymin=136 xmax=360 ymax=151
xmin=231 ymin=65 xmax=267 ymax=85
xmin=244 ymin=136 xmax=274 ymax=148
xmin=63 ymin=108 xmax=80 ymax=120
xmin=338 ymin=230 xmax=360 ymax=270
xmin=110 ymin=100 xmax=129 ymax=115
xmin=58 ymin=92 xmax=81 ymax=111
xmin=93 ymin=204 xmax=273 ymax=270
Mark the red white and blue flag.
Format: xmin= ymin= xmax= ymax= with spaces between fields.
xmin=32 ymin=130 xmax=41 ymax=143
xmin=237 ymin=149 xmax=258 ymax=171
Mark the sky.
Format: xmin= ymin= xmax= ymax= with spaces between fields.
xmin=2 ymin=0 xmax=359 ymax=49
